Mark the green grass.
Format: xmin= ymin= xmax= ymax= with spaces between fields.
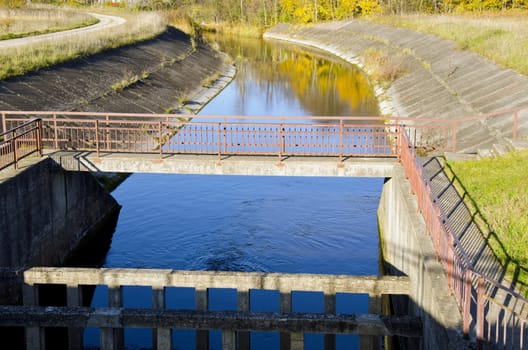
xmin=446 ymin=150 xmax=528 ymax=293
xmin=364 ymin=11 xmax=528 ymax=75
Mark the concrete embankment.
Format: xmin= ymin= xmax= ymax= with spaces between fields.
xmin=264 ymin=22 xmax=528 ymax=153
xmin=0 ymin=158 xmax=120 ymax=304
xmin=378 ymin=169 xmax=471 ymax=349
xmin=0 ymin=26 xmax=234 ymax=114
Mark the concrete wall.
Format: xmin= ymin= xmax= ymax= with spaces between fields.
xmin=0 ymin=158 xmax=120 ymax=303
xmin=378 ymin=168 xmax=470 ymax=350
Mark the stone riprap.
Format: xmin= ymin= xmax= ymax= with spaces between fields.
xmin=264 ymin=21 xmax=528 ymax=153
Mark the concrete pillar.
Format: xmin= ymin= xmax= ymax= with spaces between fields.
xmin=23 ymin=284 xmax=44 ymax=350
xmin=196 ymin=288 xmax=209 ymax=350
xmin=223 ymin=330 xmax=236 ymax=350
xmin=324 ymin=292 xmax=336 ymax=350
xmin=359 ymin=293 xmax=381 ymax=350
xmin=238 ymin=289 xmax=250 ymax=350
xmin=280 ymin=291 xmax=303 ymax=350
xmin=152 ymin=287 xmax=172 ymax=350
xmin=67 ymin=284 xmax=83 ymax=350
xmin=104 ymin=285 xmax=124 ymax=350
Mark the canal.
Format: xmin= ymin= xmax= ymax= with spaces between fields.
xmin=84 ymin=36 xmax=384 ymax=349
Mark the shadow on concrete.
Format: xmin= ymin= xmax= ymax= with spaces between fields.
xmin=423 ymin=157 xmax=528 ymax=293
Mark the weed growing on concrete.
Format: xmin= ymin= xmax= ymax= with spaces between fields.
xmin=360 ymin=48 xmax=405 ymax=88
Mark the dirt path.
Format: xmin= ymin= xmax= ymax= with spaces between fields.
xmin=0 ymin=13 xmax=126 ymax=50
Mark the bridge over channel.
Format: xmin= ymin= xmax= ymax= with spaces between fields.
xmin=1 ymin=107 xmax=528 ymax=350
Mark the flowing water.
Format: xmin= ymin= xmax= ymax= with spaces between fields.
xmin=84 ymin=36 xmax=384 ymax=350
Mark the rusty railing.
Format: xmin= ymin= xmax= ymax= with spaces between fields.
xmin=399 ymin=129 xmax=528 ymax=349
xmin=0 ymin=118 xmax=42 ymax=171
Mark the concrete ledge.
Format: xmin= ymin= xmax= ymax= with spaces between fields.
xmin=378 ymin=168 xmax=470 ymax=349
xmin=47 ymin=151 xmax=398 ymax=177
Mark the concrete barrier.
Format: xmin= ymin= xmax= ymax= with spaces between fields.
xmin=0 ymin=158 xmax=120 ymax=304
xmin=378 ymin=168 xmax=471 ymax=349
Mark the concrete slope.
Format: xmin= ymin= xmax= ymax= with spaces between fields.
xmin=264 ymin=21 xmax=528 ymax=153
xmin=0 ymin=27 xmax=234 ymax=115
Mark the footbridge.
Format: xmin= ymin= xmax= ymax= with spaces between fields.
xmin=1 ymin=107 xmax=526 ymax=176
xmin=1 ymin=107 xmax=528 ymax=350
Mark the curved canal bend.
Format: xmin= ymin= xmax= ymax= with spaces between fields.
xmin=85 ymin=36 xmax=385 ymax=350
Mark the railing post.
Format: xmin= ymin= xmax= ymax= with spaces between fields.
xmin=223 ymin=118 xmax=227 ymax=155
xmin=280 ymin=289 xmax=303 ymax=350
xmin=280 ymin=290 xmax=291 ymax=350
xmin=278 ymin=122 xmax=284 ymax=164
xmin=11 ymin=129 xmax=17 ymax=169
xmin=153 ymin=286 xmax=171 ymax=350
xmin=105 ymin=115 xmax=110 ymax=151
xmin=23 ymin=282 xmax=44 ymax=350
xmin=159 ymin=121 xmax=163 ymax=159
xmin=463 ymin=269 xmax=472 ymax=337
xmin=95 ymin=120 xmax=100 ymax=158
xmin=1 ymin=111 xmax=6 ymax=133
xmin=102 ymin=285 xmax=124 ymax=350
xmin=237 ymin=289 xmax=250 ymax=350
xmin=67 ymin=283 xmax=83 ymax=350
xmin=53 ymin=113 xmax=58 ymax=149
xmin=359 ymin=293 xmax=381 ymax=350
xmin=324 ymin=290 xmax=336 ymax=350
xmin=36 ymin=119 xmax=42 ymax=157
xmin=196 ymin=288 xmax=209 ymax=350
xmin=338 ymin=120 xmax=343 ymax=164
xmin=217 ymin=122 xmax=222 ymax=164
xmin=477 ymin=276 xmax=485 ymax=348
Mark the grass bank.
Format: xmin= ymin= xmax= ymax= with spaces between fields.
xmin=0 ymin=7 xmax=98 ymax=40
xmin=0 ymin=7 xmax=167 ymax=80
xmin=365 ymin=11 xmax=528 ymax=76
xmin=446 ymin=150 xmax=528 ymax=294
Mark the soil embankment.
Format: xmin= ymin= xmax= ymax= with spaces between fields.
xmin=0 ymin=26 xmax=233 ymax=114
xmin=264 ymin=22 xmax=528 ymax=153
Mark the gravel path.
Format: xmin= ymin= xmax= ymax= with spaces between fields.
xmin=0 ymin=12 xmax=126 ymax=50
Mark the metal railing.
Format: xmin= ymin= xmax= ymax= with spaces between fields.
xmin=0 ymin=118 xmax=42 ymax=171
xmin=2 ymin=105 xmax=526 ymax=161
xmin=17 ymin=267 xmax=415 ymax=350
xmin=399 ymin=129 xmax=528 ymax=349
xmin=1 ymin=104 xmax=527 ymax=349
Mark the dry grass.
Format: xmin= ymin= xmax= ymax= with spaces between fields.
xmin=359 ymin=47 xmax=405 ymax=88
xmin=0 ymin=7 xmax=98 ymax=40
xmin=365 ymin=11 xmax=528 ymax=75
xmin=0 ymin=8 xmax=167 ymax=80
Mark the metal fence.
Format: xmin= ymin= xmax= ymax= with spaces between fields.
xmin=399 ymin=129 xmax=528 ymax=349
xmin=0 ymin=118 xmax=42 ymax=171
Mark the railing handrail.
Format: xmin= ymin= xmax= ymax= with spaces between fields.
xmin=0 ymin=117 xmax=41 ymax=138
xmin=400 ymin=129 xmax=528 ymax=347
xmin=2 ymin=103 xmax=527 ymax=124
xmin=24 ymin=267 xmax=411 ymax=294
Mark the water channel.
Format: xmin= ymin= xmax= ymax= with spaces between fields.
xmin=85 ymin=36 xmax=384 ymax=350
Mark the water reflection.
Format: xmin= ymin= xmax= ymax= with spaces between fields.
xmin=83 ymin=35 xmax=383 ymax=350
xmin=204 ymin=35 xmax=379 ymax=117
